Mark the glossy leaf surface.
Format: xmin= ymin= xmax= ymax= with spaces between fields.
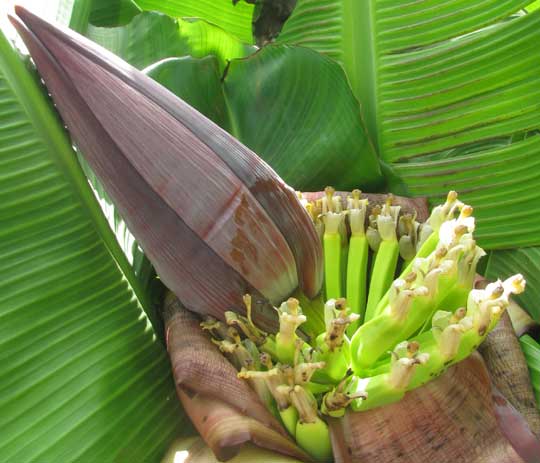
xmin=88 ymin=0 xmax=141 ymax=27
xmin=146 ymin=46 xmax=383 ymax=191
xmin=86 ymin=11 xmax=253 ymax=70
xmin=133 ymin=0 xmax=255 ymax=43
xmin=0 ymin=28 xmax=184 ymax=461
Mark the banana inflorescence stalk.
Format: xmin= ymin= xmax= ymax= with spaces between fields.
xmin=200 ymin=191 xmax=525 ymax=462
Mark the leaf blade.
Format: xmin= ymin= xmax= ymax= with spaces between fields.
xmin=279 ymin=1 xmax=540 ymax=249
xmin=0 ymin=26 xmax=185 ymax=462
xmin=133 ymin=0 xmax=255 ymax=43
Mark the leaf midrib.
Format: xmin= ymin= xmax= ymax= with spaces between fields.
xmin=344 ymin=0 xmax=379 ymax=149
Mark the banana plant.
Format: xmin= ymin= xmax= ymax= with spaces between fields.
xmin=0 ymin=21 xmax=186 ymax=463
xmin=67 ymin=0 xmax=540 ymax=322
xmin=3 ymin=0 xmax=540 ymax=461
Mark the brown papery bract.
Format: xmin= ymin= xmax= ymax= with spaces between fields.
xmin=179 ymin=391 xmax=310 ymax=462
xmin=164 ymin=293 xmax=309 ymax=461
xmin=329 ymin=354 xmax=526 ymax=463
xmin=479 ymin=311 xmax=540 ymax=438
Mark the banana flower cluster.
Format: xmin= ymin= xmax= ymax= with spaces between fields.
xmin=11 ymin=8 xmax=539 ymax=463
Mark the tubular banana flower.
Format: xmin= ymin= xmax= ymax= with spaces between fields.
xmin=12 ymin=8 xmax=540 ymax=463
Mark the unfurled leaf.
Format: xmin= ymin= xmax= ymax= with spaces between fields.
xmin=147 ymin=46 xmax=384 ymax=191
xmin=0 ymin=26 xmax=184 ymax=461
xmin=12 ymin=7 xmax=323 ymax=328
xmin=329 ymin=355 xmax=525 ymax=462
xmin=279 ymin=2 xmax=540 ymax=249
xmin=145 ymin=57 xmax=231 ymax=131
xmin=88 ymin=0 xmax=141 ymax=27
xmin=86 ymin=12 xmax=254 ymax=70
xmin=527 ymin=0 xmax=540 ymax=12
xmin=133 ymin=0 xmax=255 ymax=44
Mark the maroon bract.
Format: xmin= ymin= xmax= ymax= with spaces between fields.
xmin=11 ymin=6 xmax=323 ymax=330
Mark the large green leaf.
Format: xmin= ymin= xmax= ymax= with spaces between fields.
xmin=520 ymin=335 xmax=540 ymax=407
xmin=88 ymin=0 xmax=141 ymax=27
xmin=55 ymin=0 xmax=92 ymax=32
xmin=485 ymin=247 xmax=540 ymax=322
xmin=279 ymin=1 xmax=540 ymax=249
xmin=86 ymin=11 xmax=253 ymax=70
xmin=145 ymin=46 xmax=383 ymax=190
xmin=133 ymin=0 xmax=255 ymax=43
xmin=145 ymin=56 xmax=232 ymax=131
xmin=0 ymin=29 xmax=186 ymax=461
xmin=527 ymin=0 xmax=540 ymax=11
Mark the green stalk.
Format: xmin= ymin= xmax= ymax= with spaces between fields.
xmin=350 ymin=277 xmax=430 ymax=374
xmin=346 ymin=190 xmax=369 ymax=332
xmin=295 ymin=418 xmax=332 ymax=463
xmin=368 ymin=196 xmax=471 ymax=321
xmin=351 ymin=224 xmax=482 ymax=374
xmin=346 ymin=234 xmax=368 ymax=329
xmin=322 ymin=187 xmax=346 ymax=300
xmin=279 ymin=404 xmax=299 ymax=437
xmin=364 ymin=197 xmax=400 ymax=321
xmin=324 ymin=230 xmax=343 ymax=299
xmin=350 ymin=342 xmax=430 ymax=412
xmin=365 ymin=240 xmax=399 ymax=319
xmin=419 ymin=235 xmax=485 ymax=334
xmin=368 ymin=231 xmax=439 ymax=321
xmin=289 ymin=385 xmax=332 ymax=462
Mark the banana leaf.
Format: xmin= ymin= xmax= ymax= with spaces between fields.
xmin=521 ymin=335 xmax=540 ymax=408
xmin=146 ymin=48 xmax=382 ymax=191
xmin=278 ymin=1 xmax=540 ymax=250
xmin=133 ymin=0 xmax=255 ymax=44
xmin=0 ymin=28 xmax=186 ymax=461
xmin=85 ymin=12 xmax=254 ymax=71
xmin=485 ymin=247 xmax=540 ymax=322
xmin=88 ymin=0 xmax=141 ymax=27
xmin=72 ymin=10 xmax=382 ymax=191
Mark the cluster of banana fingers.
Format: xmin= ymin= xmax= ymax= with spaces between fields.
xmin=201 ymin=191 xmax=525 ymax=462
